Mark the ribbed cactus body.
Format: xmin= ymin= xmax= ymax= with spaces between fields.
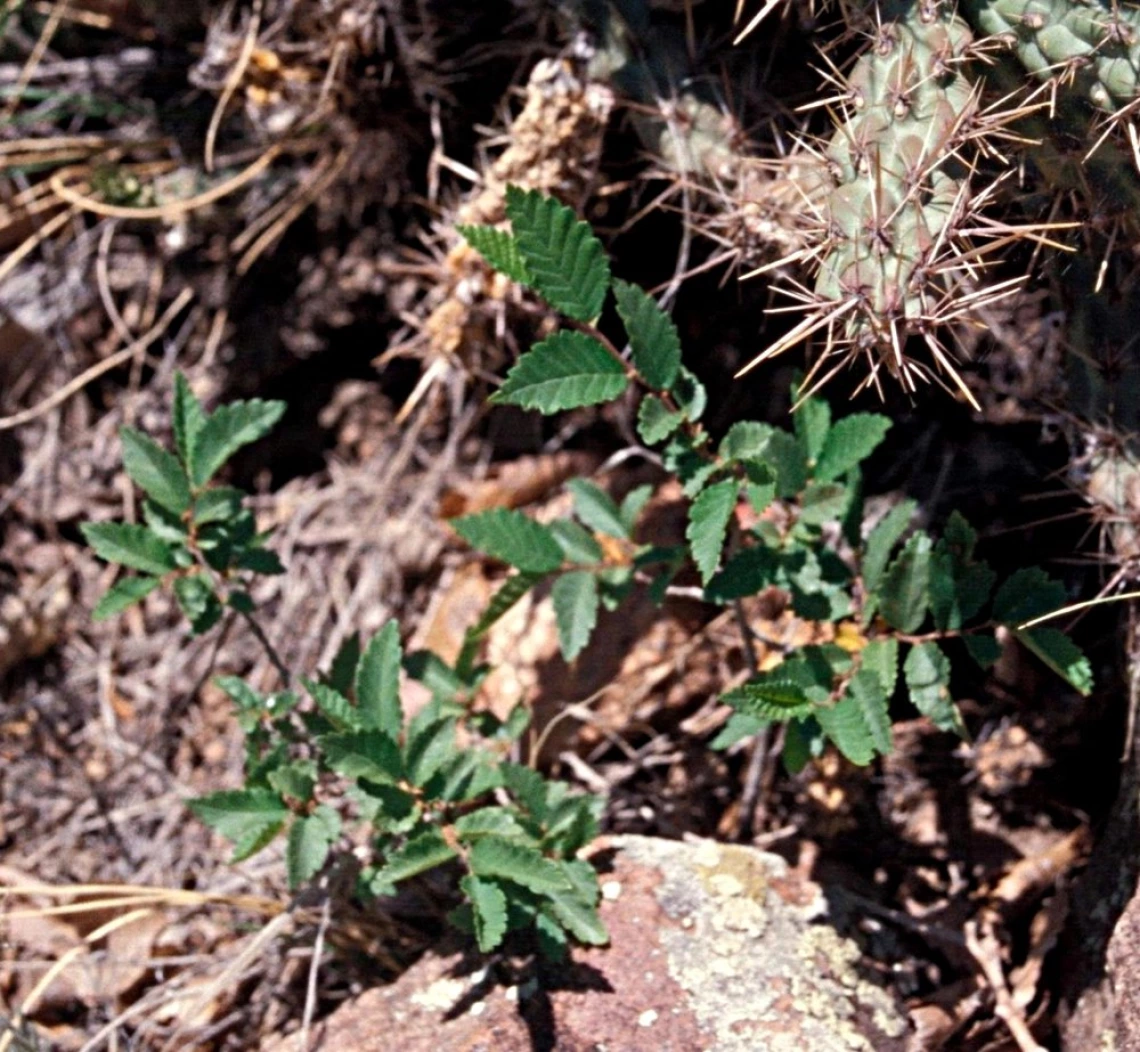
xmin=963 ymin=0 xmax=1140 ymax=113
xmin=803 ymin=1 xmax=980 ymax=382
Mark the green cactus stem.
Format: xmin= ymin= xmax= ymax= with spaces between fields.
xmin=962 ymin=0 xmax=1140 ymax=116
xmin=742 ymin=0 xmax=1002 ymax=403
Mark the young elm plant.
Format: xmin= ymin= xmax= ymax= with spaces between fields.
xmin=84 ymin=188 xmax=1091 ymax=958
xmin=81 ymin=376 xmax=607 ymax=958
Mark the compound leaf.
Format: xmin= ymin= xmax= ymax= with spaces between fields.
xmin=504 ymin=185 xmax=610 ymax=320
xmin=613 ymin=279 xmax=681 ymax=389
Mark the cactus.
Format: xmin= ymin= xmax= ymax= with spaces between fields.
xmin=741 ymin=0 xmax=996 ymax=401
xmin=961 ymin=0 xmax=1140 ymax=115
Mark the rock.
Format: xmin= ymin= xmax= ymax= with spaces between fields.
xmin=267 ymin=834 xmax=910 ymax=1051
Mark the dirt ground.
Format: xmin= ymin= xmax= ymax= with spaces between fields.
xmin=0 ymin=2 xmax=1132 ymax=1049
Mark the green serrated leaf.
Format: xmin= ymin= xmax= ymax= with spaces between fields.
xmin=862 ymin=500 xmax=917 ymax=598
xmin=671 ymin=365 xmax=707 ymax=423
xmin=403 ymin=650 xmax=467 ymax=701
xmin=815 ymin=693 xmax=876 ymax=766
xmin=567 ymin=478 xmax=627 ymax=539
xmin=455 ymin=807 xmax=531 ymax=842
xmin=267 ymin=762 xmax=316 ymax=802
xmin=457 ymin=224 xmax=531 ymax=285
xmin=687 ymin=478 xmax=738 ymax=585
xmin=504 ymin=186 xmax=610 ymax=320
xmin=143 ymin=499 xmax=188 ymax=544
xmin=500 ymin=763 xmax=550 ymax=820
xmin=373 ymin=828 xmax=458 ymax=891
xmin=719 ymin=421 xmax=775 ymax=462
xmin=846 ymin=669 xmax=892 ymax=756
xmin=286 ymin=806 xmax=340 ymax=888
xmin=120 ymin=427 xmax=191 ymax=513
xmin=798 ymin=482 xmax=849 ymax=527
xmin=861 ymin=638 xmax=899 ymax=695
xmin=319 ymin=730 xmax=403 ymax=784
xmin=461 ymin=875 xmax=510 ymax=952
xmin=325 ymin=635 xmax=361 ymax=695
xmin=549 ymin=518 xmax=603 ymax=564
xmin=92 ymin=575 xmax=160 ymax=621
xmin=453 ymin=507 xmax=564 ymax=573
xmin=723 ymin=677 xmax=814 ymax=721
xmin=545 ymin=882 xmax=607 ymax=945
xmin=794 ymin=396 xmax=831 ymax=463
xmin=814 ymin=413 xmax=890 ymax=483
xmin=710 ymin=711 xmax=768 ymax=751
xmin=82 ymin=521 xmax=178 ymax=575
xmin=552 ymin=570 xmax=599 ymax=662
xmin=877 ymin=533 xmax=932 ymax=633
xmin=491 ymin=331 xmax=627 ymax=413
xmin=172 ymin=373 xmax=206 ymax=468
xmin=187 ymin=789 xmax=289 ymax=862
xmin=469 ymin=836 xmax=570 ymax=894
xmin=304 ymin=679 xmax=362 ymax=732
xmin=355 ymin=621 xmax=402 ymax=736
xmin=236 ymin=547 xmax=285 ymax=575
xmin=637 ymin=394 xmax=684 ymax=444
xmin=782 ymin=719 xmax=814 ymax=774
xmin=404 ymin=716 xmax=458 ymax=788
xmin=763 ymin=430 xmax=809 ymax=498
xmin=188 ymin=398 xmax=286 ymax=488
xmin=705 ymin=545 xmax=779 ymax=603
xmin=930 ymin=551 xmax=995 ymax=632
xmin=458 ymin=572 xmax=546 ymax=678
xmin=173 ymin=573 xmax=223 ymax=634
xmin=620 ymin=485 xmax=652 ymax=533
xmin=993 ymin=568 xmax=1067 ymax=626
xmin=192 ymin=487 xmax=244 ymax=527
xmin=613 ymin=279 xmax=681 ymax=389
xmin=1015 ymin=628 xmax=1094 ymax=695
xmin=903 ymin=642 xmax=964 ymax=736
